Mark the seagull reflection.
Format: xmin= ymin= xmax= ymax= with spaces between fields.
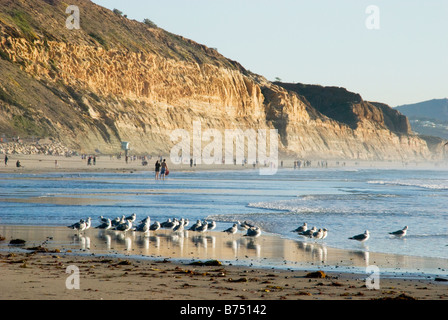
xmin=192 ymin=235 xmax=208 ymax=248
xmin=79 ymin=236 xmax=90 ymax=250
xmin=96 ymin=230 xmax=112 ymax=250
xmin=245 ymin=239 xmax=261 ymax=258
xmin=135 ymin=235 xmax=150 ymax=250
xmin=350 ymin=249 xmax=370 ymax=266
xmin=296 ymin=241 xmax=328 ymax=263
xmin=225 ymin=240 xmax=239 ymax=257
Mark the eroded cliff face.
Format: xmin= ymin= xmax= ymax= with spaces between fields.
xmin=0 ymin=0 xmax=437 ymax=160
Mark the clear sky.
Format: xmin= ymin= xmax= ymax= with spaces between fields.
xmin=92 ymin=0 xmax=447 ymax=107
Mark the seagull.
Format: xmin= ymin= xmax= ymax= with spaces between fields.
xmin=111 ymin=216 xmax=122 ymax=227
xmin=237 ymin=220 xmax=255 ymax=231
xmin=312 ymin=228 xmax=324 ymax=240
xmin=195 ymin=222 xmax=208 ymax=233
xmin=189 ymin=220 xmax=202 ymax=231
xmin=161 ymin=218 xmax=178 ymax=229
xmin=96 ymin=218 xmax=112 ymax=230
xmin=99 ymin=216 xmax=109 ymax=224
xmin=125 ymin=213 xmax=137 ymax=223
xmin=321 ymin=228 xmax=328 ymax=240
xmin=389 ymin=226 xmax=408 ymax=237
xmin=68 ymin=219 xmax=87 ymax=233
xmin=207 ymin=220 xmax=216 ymax=231
xmin=149 ymin=221 xmax=161 ymax=231
xmin=244 ymin=226 xmax=261 ymax=238
xmin=223 ymin=223 xmax=238 ymax=235
xmin=139 ymin=216 xmax=150 ymax=225
xmin=299 ymin=226 xmax=317 ymax=238
xmin=114 ymin=215 xmax=126 ymax=227
xmin=84 ymin=217 xmax=92 ymax=230
xmin=292 ymin=222 xmax=307 ymax=233
xmin=134 ymin=220 xmax=150 ymax=233
xmin=173 ymin=219 xmax=186 ymax=232
xmin=116 ymin=220 xmax=132 ymax=233
xmin=349 ymin=230 xmax=370 ymax=242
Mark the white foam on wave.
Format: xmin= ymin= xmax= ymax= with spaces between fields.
xmin=368 ymin=180 xmax=448 ymax=190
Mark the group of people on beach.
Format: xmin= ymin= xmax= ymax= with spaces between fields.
xmin=154 ymin=159 xmax=168 ymax=180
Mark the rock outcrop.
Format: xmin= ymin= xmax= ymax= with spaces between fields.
xmin=0 ymin=0 xmax=441 ymax=160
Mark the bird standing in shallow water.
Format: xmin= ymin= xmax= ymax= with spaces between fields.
xmin=349 ymin=230 xmax=370 ymax=242
xmin=389 ymin=226 xmax=408 ymax=238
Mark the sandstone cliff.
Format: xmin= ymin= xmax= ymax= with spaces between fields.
xmin=0 ymin=0 xmax=440 ymax=160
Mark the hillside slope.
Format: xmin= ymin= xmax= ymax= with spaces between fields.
xmin=0 ymin=0 xmax=440 ymax=160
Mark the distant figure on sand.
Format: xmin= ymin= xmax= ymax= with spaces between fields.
xmin=160 ymin=159 xmax=168 ymax=180
xmin=4 ymin=154 xmax=8 ymax=166
xmin=16 ymin=160 xmax=21 ymax=168
xmin=155 ymin=160 xmax=161 ymax=180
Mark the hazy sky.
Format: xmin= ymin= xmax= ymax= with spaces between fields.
xmin=92 ymin=0 xmax=448 ymax=107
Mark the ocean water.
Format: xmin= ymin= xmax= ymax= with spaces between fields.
xmin=0 ymin=166 xmax=447 ymax=259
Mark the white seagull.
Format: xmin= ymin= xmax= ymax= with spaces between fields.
xmin=312 ymin=228 xmax=324 ymax=240
xmin=96 ymin=218 xmax=112 ymax=230
xmin=134 ymin=219 xmax=150 ymax=233
xmin=292 ymin=222 xmax=307 ymax=233
xmin=237 ymin=220 xmax=254 ymax=231
xmin=189 ymin=220 xmax=202 ymax=231
xmin=321 ymin=228 xmax=328 ymax=240
xmin=244 ymin=226 xmax=261 ymax=238
xmin=84 ymin=217 xmax=92 ymax=230
xmin=68 ymin=219 xmax=87 ymax=233
xmin=196 ymin=222 xmax=208 ymax=233
xmin=116 ymin=220 xmax=132 ymax=233
xmin=299 ymin=226 xmax=317 ymax=238
xmin=223 ymin=223 xmax=238 ymax=235
xmin=150 ymin=221 xmax=161 ymax=231
xmin=389 ymin=226 xmax=408 ymax=237
xmin=349 ymin=230 xmax=370 ymax=242
xmin=125 ymin=213 xmax=137 ymax=223
xmin=173 ymin=219 xmax=186 ymax=232
xmin=207 ymin=221 xmax=217 ymax=231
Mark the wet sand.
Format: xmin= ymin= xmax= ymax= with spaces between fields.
xmin=0 ymin=225 xmax=447 ymax=300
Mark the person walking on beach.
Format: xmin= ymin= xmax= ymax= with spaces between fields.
xmin=160 ymin=159 xmax=168 ymax=180
xmin=4 ymin=154 xmax=8 ymax=166
xmin=155 ymin=160 xmax=161 ymax=180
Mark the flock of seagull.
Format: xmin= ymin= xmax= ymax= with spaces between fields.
xmin=68 ymin=215 xmax=408 ymax=242
xmin=68 ymin=215 xmax=262 ymax=237
xmin=291 ymin=222 xmax=408 ymax=242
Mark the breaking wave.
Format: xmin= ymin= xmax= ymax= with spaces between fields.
xmin=368 ymin=180 xmax=448 ymax=190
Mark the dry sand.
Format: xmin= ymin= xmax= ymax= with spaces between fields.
xmin=0 ymin=225 xmax=447 ymax=301
xmin=1 ymin=154 xmax=446 ymax=175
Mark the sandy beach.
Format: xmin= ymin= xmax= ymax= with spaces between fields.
xmin=0 ymin=225 xmax=447 ymax=301
xmin=1 ymin=154 xmax=448 ymax=302
xmin=1 ymin=153 xmax=446 ymax=175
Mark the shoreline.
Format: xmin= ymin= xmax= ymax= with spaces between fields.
xmin=0 ymin=225 xmax=447 ymax=300
xmin=1 ymin=154 xmax=447 ymax=175
xmin=1 ymin=224 xmax=447 ymax=278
